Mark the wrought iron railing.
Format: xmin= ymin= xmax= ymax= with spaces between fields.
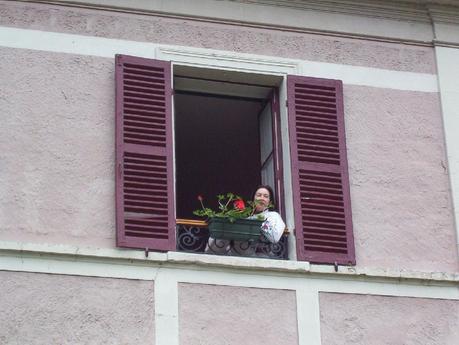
xmin=176 ymin=219 xmax=289 ymax=260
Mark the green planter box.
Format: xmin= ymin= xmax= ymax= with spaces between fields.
xmin=208 ymin=217 xmax=263 ymax=241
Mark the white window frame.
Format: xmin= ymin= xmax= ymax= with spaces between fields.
xmin=156 ymin=45 xmax=300 ymax=259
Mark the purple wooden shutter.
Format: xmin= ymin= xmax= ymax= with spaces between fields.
xmin=115 ymin=54 xmax=175 ymax=251
xmin=287 ymin=75 xmax=355 ymax=265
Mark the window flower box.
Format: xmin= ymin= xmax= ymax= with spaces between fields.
xmin=208 ymin=217 xmax=263 ymax=242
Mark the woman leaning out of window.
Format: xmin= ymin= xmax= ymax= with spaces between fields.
xmin=207 ymin=185 xmax=286 ymax=255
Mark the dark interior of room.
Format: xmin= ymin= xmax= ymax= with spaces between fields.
xmin=174 ymin=92 xmax=264 ymax=219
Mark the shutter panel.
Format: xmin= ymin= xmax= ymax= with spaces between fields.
xmin=115 ymin=54 xmax=175 ymax=251
xmin=287 ymin=75 xmax=355 ymax=265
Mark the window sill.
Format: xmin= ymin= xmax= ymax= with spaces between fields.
xmin=0 ymin=240 xmax=457 ymax=285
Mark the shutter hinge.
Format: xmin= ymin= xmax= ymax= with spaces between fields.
xmin=285 ymin=100 xmax=288 ymax=107
xmin=145 ymin=248 xmax=149 ymax=258
xmin=171 ymin=89 xmax=175 ymax=95
xmin=334 ymin=261 xmax=338 ymax=272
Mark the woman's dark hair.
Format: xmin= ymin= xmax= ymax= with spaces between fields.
xmin=253 ymin=184 xmax=276 ymax=210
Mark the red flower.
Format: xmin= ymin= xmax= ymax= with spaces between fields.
xmin=197 ymin=195 xmax=204 ymax=202
xmin=234 ymin=199 xmax=245 ymax=210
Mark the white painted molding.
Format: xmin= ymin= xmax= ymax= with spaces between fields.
xmin=1 ymin=240 xmax=458 ymax=284
xmin=435 ymin=46 xmax=459 ymax=252
xmin=0 ymin=26 xmax=158 ymax=59
xmin=157 ymin=47 xmax=299 ymax=75
xmin=432 ymin=22 xmax=459 ymax=46
xmin=155 ymin=269 xmax=179 ymax=345
xmin=296 ymin=287 xmax=322 ymax=345
xmin=0 ymin=26 xmax=438 ymax=93
xmin=161 ymin=45 xmax=438 ymax=92
xmin=1 ymin=249 xmax=459 ymax=303
xmin=167 ymin=251 xmax=311 ymax=272
xmin=299 ymin=60 xmax=438 ymax=92
xmin=429 ymin=4 xmax=459 ymax=45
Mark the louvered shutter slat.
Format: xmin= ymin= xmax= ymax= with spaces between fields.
xmin=288 ymin=75 xmax=355 ymax=265
xmin=116 ymin=55 xmax=175 ymax=251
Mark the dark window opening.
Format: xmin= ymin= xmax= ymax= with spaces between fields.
xmin=173 ymin=67 xmax=283 ymax=219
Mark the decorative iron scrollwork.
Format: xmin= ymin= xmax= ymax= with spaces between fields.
xmin=177 ymin=224 xmax=209 ymax=253
xmin=176 ymin=223 xmax=288 ymax=260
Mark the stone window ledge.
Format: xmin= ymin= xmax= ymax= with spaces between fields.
xmin=0 ymin=240 xmax=457 ymax=284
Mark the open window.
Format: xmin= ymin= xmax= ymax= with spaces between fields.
xmin=173 ymin=65 xmax=284 ymax=220
xmin=115 ymin=54 xmax=355 ymax=265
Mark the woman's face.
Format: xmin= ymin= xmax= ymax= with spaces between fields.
xmin=254 ymin=187 xmax=271 ymax=213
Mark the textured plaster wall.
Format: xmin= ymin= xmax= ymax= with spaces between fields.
xmin=0 ymin=47 xmax=116 ymax=248
xmin=0 ymin=1 xmax=436 ymax=74
xmin=178 ymin=283 xmax=298 ymax=345
xmin=0 ymin=45 xmax=457 ymax=271
xmin=344 ymin=85 xmax=458 ymax=272
xmin=0 ymin=270 xmax=155 ymax=345
xmin=319 ymin=292 xmax=459 ymax=345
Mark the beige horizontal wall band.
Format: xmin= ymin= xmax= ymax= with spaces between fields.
xmin=0 ymin=240 xmax=457 ymax=285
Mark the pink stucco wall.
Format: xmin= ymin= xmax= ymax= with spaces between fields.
xmin=344 ymin=85 xmax=458 ymax=272
xmin=178 ymin=283 xmax=298 ymax=345
xmin=319 ymin=292 xmax=459 ymax=345
xmin=0 ymin=47 xmax=115 ymax=248
xmin=0 ymin=270 xmax=155 ymax=344
xmin=0 ymin=1 xmax=457 ymax=272
xmin=0 ymin=44 xmax=456 ymax=271
xmin=0 ymin=1 xmax=435 ymax=73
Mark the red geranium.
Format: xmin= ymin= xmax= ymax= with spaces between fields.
xmin=194 ymin=192 xmax=261 ymax=221
xmin=233 ymin=199 xmax=245 ymax=210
